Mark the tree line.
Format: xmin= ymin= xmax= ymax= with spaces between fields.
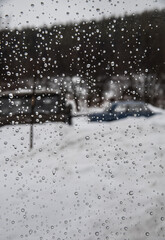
xmin=0 ymin=9 xmax=165 ymax=106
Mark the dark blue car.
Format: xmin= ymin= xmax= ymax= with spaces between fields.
xmin=88 ymin=101 xmax=155 ymax=122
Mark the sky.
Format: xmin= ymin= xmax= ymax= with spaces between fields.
xmin=0 ymin=0 xmax=165 ymax=29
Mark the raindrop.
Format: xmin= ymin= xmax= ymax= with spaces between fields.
xmin=7 ymin=71 xmax=11 ymax=76
xmin=129 ymin=191 xmax=133 ymax=195
xmin=85 ymin=136 xmax=90 ymax=140
xmin=52 ymin=168 xmax=56 ymax=175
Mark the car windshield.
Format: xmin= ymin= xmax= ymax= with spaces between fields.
xmin=127 ymin=103 xmax=149 ymax=112
xmin=105 ymin=102 xmax=150 ymax=113
xmin=114 ymin=103 xmax=127 ymax=112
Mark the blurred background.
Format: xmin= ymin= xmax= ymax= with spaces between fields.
xmin=1 ymin=2 xmax=165 ymax=240
xmin=0 ymin=0 xmax=165 ymax=112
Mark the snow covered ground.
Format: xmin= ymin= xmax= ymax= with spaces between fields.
xmin=0 ymin=109 xmax=165 ymax=240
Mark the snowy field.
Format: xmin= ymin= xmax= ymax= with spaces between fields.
xmin=0 ymin=109 xmax=165 ymax=240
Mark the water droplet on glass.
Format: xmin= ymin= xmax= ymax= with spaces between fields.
xmin=129 ymin=191 xmax=133 ymax=195
xmin=52 ymin=168 xmax=56 ymax=175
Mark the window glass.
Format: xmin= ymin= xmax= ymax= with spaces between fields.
xmin=0 ymin=1 xmax=165 ymax=240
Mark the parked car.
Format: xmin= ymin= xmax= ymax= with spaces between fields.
xmin=0 ymin=90 xmax=72 ymax=126
xmin=88 ymin=101 xmax=156 ymax=122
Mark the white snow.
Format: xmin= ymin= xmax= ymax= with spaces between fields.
xmin=0 ymin=110 xmax=165 ymax=240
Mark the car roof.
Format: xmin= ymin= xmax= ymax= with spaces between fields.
xmin=112 ymin=101 xmax=146 ymax=106
xmin=106 ymin=101 xmax=148 ymax=111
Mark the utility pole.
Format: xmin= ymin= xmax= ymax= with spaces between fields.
xmin=30 ymin=77 xmax=36 ymax=149
xmin=30 ymin=33 xmax=40 ymax=149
